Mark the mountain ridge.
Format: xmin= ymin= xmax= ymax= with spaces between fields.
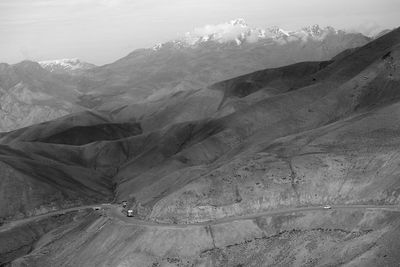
xmin=152 ymin=19 xmax=368 ymax=50
xmin=39 ymin=58 xmax=96 ymax=74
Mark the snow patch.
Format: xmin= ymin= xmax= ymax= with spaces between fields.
xmin=39 ymin=58 xmax=95 ymax=72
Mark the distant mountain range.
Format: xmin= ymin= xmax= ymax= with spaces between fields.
xmin=78 ymin=20 xmax=371 ymax=108
xmin=39 ymin=58 xmax=96 ymax=74
xmin=155 ymin=19 xmax=361 ymax=48
xmin=0 ymin=19 xmax=374 ymax=132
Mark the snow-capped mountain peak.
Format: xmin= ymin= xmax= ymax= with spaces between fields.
xmin=266 ymin=26 xmax=291 ymax=38
xmin=152 ymin=19 xmax=352 ymax=51
xmin=303 ymin=24 xmax=323 ymax=36
xmin=153 ymin=18 xmax=364 ymax=51
xmin=179 ymin=18 xmax=254 ymax=46
xmin=39 ymin=58 xmax=96 ymax=73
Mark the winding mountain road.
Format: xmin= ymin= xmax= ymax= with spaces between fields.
xmin=2 ymin=203 xmax=399 ymax=233
xmin=0 ymin=204 xmax=105 ymax=233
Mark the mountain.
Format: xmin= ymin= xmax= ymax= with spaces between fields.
xmin=0 ymin=61 xmax=84 ymax=132
xmin=164 ymin=19 xmax=353 ymax=47
xmin=109 ymin=27 xmax=400 ymax=221
xmin=1 ymin=27 xmax=400 ymax=266
xmin=0 ymin=20 xmax=371 ymax=132
xmin=39 ymin=58 xmax=96 ymax=74
xmin=83 ymin=20 xmax=370 ymax=109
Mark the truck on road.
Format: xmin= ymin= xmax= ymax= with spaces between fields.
xmin=127 ymin=209 xmax=134 ymax=217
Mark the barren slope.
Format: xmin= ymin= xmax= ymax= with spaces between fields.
xmin=111 ymin=28 xmax=400 ymax=222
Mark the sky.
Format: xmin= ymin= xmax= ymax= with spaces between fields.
xmin=0 ymin=0 xmax=399 ymax=65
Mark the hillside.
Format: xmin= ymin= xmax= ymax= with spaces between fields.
xmin=113 ymin=27 xmax=400 ymax=223
xmin=0 ymin=61 xmax=84 ymax=132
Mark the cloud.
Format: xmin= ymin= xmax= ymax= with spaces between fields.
xmin=349 ymin=21 xmax=382 ymax=36
xmin=184 ymin=19 xmax=256 ymax=44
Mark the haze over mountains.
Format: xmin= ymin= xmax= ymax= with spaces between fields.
xmin=0 ymin=21 xmax=400 ymax=266
xmin=0 ymin=19 xmax=371 ymax=132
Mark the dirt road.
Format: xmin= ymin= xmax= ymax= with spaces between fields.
xmin=0 ymin=204 xmax=108 ymax=233
xmin=1 ymin=203 xmax=399 ymax=233
xmin=109 ymin=204 xmax=400 ymax=228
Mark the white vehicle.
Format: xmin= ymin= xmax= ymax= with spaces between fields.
xmin=127 ymin=209 xmax=134 ymax=217
xmin=323 ymin=205 xmax=332 ymax=209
